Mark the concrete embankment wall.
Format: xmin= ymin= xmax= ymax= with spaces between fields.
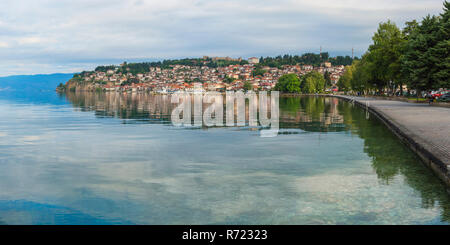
xmin=335 ymin=95 xmax=450 ymax=189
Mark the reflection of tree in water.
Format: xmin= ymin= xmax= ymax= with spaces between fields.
xmin=339 ymin=101 xmax=450 ymax=222
xmin=279 ymin=96 xmax=346 ymax=132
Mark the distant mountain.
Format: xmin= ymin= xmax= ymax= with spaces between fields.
xmin=0 ymin=73 xmax=74 ymax=105
xmin=0 ymin=73 xmax=74 ymax=91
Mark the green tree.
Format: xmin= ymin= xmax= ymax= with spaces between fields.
xmin=403 ymin=15 xmax=441 ymax=94
xmin=302 ymin=76 xmax=316 ymax=93
xmin=338 ymin=65 xmax=354 ymax=92
xmin=351 ymin=57 xmax=372 ymax=94
xmin=366 ymin=20 xmax=405 ymax=93
xmin=301 ymin=71 xmax=325 ymax=93
xmin=430 ymin=1 xmax=450 ymax=89
xmin=324 ymin=71 xmax=332 ymax=89
xmin=243 ymin=81 xmax=253 ymax=91
xmin=258 ymin=53 xmax=356 ymax=67
xmin=314 ymin=72 xmax=326 ymax=93
xmin=274 ymin=74 xmax=301 ymax=93
xmin=398 ymin=20 xmax=419 ymax=95
xmin=223 ymin=75 xmax=235 ymax=84
xmin=252 ymin=67 xmax=267 ymax=77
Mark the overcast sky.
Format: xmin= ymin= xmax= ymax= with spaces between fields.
xmin=0 ymin=0 xmax=445 ymax=76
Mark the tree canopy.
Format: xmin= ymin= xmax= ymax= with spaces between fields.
xmin=274 ymin=71 xmax=326 ymax=94
xmin=274 ymin=74 xmax=302 ymax=93
xmin=258 ymin=53 xmax=357 ymax=67
xmin=348 ymin=1 xmax=449 ymax=95
xmin=301 ymin=71 xmax=326 ymax=93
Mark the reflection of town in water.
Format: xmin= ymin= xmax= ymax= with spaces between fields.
xmin=64 ymin=92 xmax=175 ymax=123
xmin=63 ymin=92 xmax=345 ymax=132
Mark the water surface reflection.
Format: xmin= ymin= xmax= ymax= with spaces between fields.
xmin=0 ymin=92 xmax=448 ymax=224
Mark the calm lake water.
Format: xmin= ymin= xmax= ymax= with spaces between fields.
xmin=0 ymin=91 xmax=449 ymax=225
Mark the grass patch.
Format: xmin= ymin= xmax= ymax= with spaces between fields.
xmin=407 ymin=97 xmax=427 ymax=101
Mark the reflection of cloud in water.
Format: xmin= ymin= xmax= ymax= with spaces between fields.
xmin=20 ymin=135 xmax=41 ymax=143
xmin=29 ymin=157 xmax=442 ymax=224
xmin=292 ymin=173 xmax=442 ymax=224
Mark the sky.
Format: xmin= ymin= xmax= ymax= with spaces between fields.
xmin=0 ymin=0 xmax=446 ymax=76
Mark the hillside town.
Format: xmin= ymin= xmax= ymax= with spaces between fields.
xmin=61 ymin=56 xmax=346 ymax=93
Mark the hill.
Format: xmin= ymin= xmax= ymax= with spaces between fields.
xmin=0 ymin=73 xmax=74 ymax=91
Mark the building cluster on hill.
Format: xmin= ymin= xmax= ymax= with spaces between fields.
xmin=65 ymin=57 xmax=346 ymax=93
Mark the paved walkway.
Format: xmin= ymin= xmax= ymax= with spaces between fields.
xmin=336 ymin=95 xmax=450 ymax=186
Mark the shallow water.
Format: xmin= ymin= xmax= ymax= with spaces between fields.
xmin=0 ymin=91 xmax=449 ymax=225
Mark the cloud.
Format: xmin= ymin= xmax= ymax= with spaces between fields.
xmin=17 ymin=37 xmax=46 ymax=45
xmin=0 ymin=0 xmax=445 ymax=76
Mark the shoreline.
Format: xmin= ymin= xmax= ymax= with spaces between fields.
xmin=56 ymin=90 xmax=450 ymax=108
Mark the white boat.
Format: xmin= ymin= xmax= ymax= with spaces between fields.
xmin=157 ymin=88 xmax=168 ymax=94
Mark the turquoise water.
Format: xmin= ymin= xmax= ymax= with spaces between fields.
xmin=0 ymin=91 xmax=449 ymax=225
